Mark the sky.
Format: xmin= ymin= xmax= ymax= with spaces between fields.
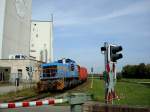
xmin=32 ymin=0 xmax=150 ymax=73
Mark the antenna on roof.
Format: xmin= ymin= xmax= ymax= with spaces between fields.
xmin=51 ymin=14 xmax=53 ymax=22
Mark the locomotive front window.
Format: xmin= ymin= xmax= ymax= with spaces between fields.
xmin=43 ymin=65 xmax=57 ymax=77
xmin=58 ymin=60 xmax=63 ymax=63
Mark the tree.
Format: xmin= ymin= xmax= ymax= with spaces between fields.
xmin=121 ymin=63 xmax=150 ymax=79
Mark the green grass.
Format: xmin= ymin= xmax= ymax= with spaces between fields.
xmin=87 ymin=79 xmax=150 ymax=107
xmin=87 ymin=79 xmax=105 ymax=102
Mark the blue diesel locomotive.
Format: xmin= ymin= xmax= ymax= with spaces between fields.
xmin=37 ymin=58 xmax=87 ymax=92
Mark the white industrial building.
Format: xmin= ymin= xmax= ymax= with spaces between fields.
xmin=0 ymin=0 xmax=34 ymax=83
xmin=0 ymin=0 xmax=54 ymax=83
xmin=30 ymin=21 xmax=53 ymax=63
xmin=0 ymin=0 xmax=32 ymax=59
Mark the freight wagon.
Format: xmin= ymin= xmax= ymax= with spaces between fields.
xmin=37 ymin=58 xmax=87 ymax=92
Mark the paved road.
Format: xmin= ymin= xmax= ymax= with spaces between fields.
xmin=0 ymin=105 xmax=70 ymax=112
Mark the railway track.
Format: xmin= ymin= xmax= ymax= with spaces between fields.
xmin=8 ymin=80 xmax=91 ymax=102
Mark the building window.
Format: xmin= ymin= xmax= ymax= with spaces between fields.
xmin=36 ymin=34 xmax=38 ymax=38
xmin=18 ymin=69 xmax=22 ymax=79
xmin=15 ymin=55 xmax=20 ymax=59
xmin=5 ymin=69 xmax=8 ymax=72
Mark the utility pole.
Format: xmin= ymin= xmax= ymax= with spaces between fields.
xmin=90 ymin=67 xmax=94 ymax=88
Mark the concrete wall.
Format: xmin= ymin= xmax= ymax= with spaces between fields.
xmin=30 ymin=21 xmax=53 ymax=62
xmin=1 ymin=0 xmax=32 ymax=59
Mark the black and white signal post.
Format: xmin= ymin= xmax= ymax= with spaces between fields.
xmin=26 ymin=66 xmax=34 ymax=88
xmin=101 ymin=42 xmax=123 ymax=104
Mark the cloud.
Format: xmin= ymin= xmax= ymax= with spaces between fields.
xmin=54 ymin=0 xmax=150 ymax=27
xmin=94 ymin=0 xmax=150 ymax=21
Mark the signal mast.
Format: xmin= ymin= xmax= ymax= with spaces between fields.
xmin=101 ymin=42 xmax=123 ymax=104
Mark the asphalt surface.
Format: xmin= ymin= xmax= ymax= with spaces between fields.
xmin=0 ymin=105 xmax=70 ymax=112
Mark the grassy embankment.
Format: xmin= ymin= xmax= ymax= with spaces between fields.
xmin=87 ymin=78 xmax=150 ymax=107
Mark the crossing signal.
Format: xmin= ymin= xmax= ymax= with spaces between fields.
xmin=109 ymin=45 xmax=123 ymax=62
xmin=26 ymin=66 xmax=33 ymax=72
xmin=26 ymin=67 xmax=29 ymax=71
xmin=101 ymin=47 xmax=106 ymax=51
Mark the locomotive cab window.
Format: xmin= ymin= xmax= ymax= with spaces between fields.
xmin=43 ymin=65 xmax=57 ymax=77
xmin=58 ymin=60 xmax=63 ymax=63
xmin=66 ymin=59 xmax=71 ymax=63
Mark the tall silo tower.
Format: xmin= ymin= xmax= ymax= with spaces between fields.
xmin=0 ymin=0 xmax=32 ymax=59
